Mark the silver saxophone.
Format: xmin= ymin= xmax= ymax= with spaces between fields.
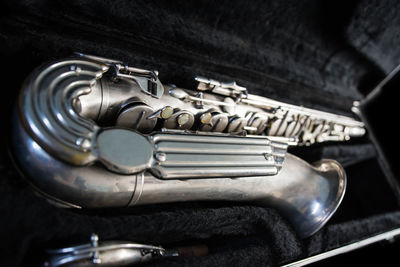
xmin=12 ymin=53 xmax=365 ymax=238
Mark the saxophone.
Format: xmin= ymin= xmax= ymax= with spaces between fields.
xmin=12 ymin=53 xmax=364 ymax=238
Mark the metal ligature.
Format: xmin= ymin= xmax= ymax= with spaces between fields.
xmin=12 ymin=53 xmax=365 ymax=237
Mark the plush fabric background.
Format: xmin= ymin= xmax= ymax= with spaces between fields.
xmin=1 ymin=0 xmax=400 ymax=266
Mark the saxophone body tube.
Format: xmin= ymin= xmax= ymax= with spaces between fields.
xmin=12 ymin=117 xmax=345 ymax=238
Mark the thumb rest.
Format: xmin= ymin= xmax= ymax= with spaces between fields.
xmin=12 ymin=53 xmax=364 ymax=237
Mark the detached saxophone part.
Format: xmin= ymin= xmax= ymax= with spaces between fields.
xmin=45 ymin=233 xmax=180 ymax=267
xmin=12 ymin=54 xmax=362 ymax=237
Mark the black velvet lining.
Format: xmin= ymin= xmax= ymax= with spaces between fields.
xmin=1 ymin=1 xmax=400 ymax=266
xmin=347 ymin=0 xmax=400 ymax=75
xmin=1 ymin=0 xmax=374 ymax=114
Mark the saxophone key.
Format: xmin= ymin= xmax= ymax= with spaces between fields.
xmin=248 ymin=116 xmax=269 ymax=134
xmin=115 ymin=102 xmax=157 ymax=134
xmin=199 ymin=112 xmax=229 ymax=132
xmin=163 ymin=110 xmax=195 ymax=130
xmin=226 ymin=116 xmax=248 ymax=133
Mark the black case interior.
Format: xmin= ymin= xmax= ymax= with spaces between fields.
xmin=1 ymin=1 xmax=400 ymax=266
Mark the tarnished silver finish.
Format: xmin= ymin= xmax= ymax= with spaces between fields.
xmin=44 ymin=233 xmax=176 ymax=267
xmin=12 ymin=54 xmax=357 ymax=237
